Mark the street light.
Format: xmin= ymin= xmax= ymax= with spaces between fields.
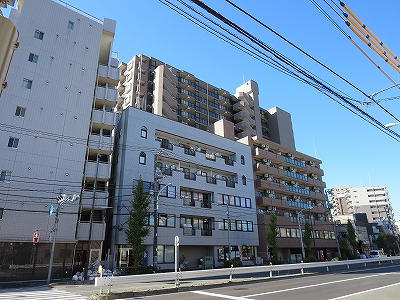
xmin=297 ymin=206 xmax=313 ymax=260
xmin=152 ymin=182 xmax=172 ymax=271
xmin=385 ymin=122 xmax=400 ymax=128
xmin=47 ymin=193 xmax=79 ymax=284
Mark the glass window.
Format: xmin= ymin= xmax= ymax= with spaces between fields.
xmin=28 ymin=53 xmax=39 ymax=63
xmin=245 ymin=198 xmax=251 ymax=208
xmin=34 ymin=30 xmax=44 ymax=40
xmin=67 ymin=21 xmax=74 ymax=29
xmin=7 ymin=137 xmax=19 ymax=148
xmin=15 ymin=106 xmax=26 ymax=117
xmin=0 ymin=208 xmax=3 ymax=219
xmin=0 ymin=171 xmax=12 ymax=181
xmin=141 ymin=126 xmax=147 ymax=138
xmin=22 ymin=79 xmax=32 ymax=89
xmin=241 ymin=155 xmax=245 ymax=165
xmin=139 ymin=152 xmax=146 ymax=164
xmin=242 ymin=175 xmax=247 ymax=185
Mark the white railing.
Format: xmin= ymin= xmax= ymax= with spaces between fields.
xmin=95 ymin=256 xmax=400 ymax=293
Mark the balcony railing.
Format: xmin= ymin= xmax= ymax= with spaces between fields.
xmin=206 ymin=176 xmax=217 ymax=184
xmin=184 ymin=148 xmax=196 ymax=156
xmin=201 ymin=228 xmax=212 ymax=236
xmin=184 ymin=172 xmax=196 ymax=181
xmin=201 ymin=200 xmax=212 ymax=209
xmin=226 ymin=181 xmax=235 ymax=188
xmin=160 ymin=141 xmax=173 ymax=150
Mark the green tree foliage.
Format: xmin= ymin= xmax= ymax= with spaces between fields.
xmin=346 ymin=220 xmax=358 ymax=257
xmin=266 ymin=213 xmax=279 ymax=262
xmin=375 ymin=229 xmax=399 ymax=255
xmin=125 ymin=178 xmax=151 ymax=267
xmin=303 ymin=221 xmax=313 ymax=258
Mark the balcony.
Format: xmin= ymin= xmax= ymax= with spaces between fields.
xmin=206 ymin=176 xmax=217 ymax=184
xmin=76 ymin=222 xmax=106 ymax=240
xmin=91 ymin=109 xmax=116 ymax=128
xmin=201 ymin=228 xmax=212 ymax=236
xmin=88 ymin=134 xmax=113 ymax=153
xmin=226 ymin=180 xmax=235 ymax=188
xmin=85 ymin=161 xmax=111 ymax=179
xmin=95 ymin=86 xmax=118 ymax=104
xmin=257 ymin=196 xmax=290 ymax=209
xmin=163 ymin=89 xmax=177 ymax=109
xmin=184 ymin=172 xmax=196 ymax=181
xmin=98 ymin=64 xmax=119 ymax=86
xmin=80 ymin=191 xmax=108 ymax=208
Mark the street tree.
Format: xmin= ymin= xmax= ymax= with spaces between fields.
xmin=266 ymin=213 xmax=279 ymax=263
xmin=303 ymin=221 xmax=313 ymax=258
xmin=346 ymin=219 xmax=358 ymax=257
xmin=125 ymin=178 xmax=151 ymax=267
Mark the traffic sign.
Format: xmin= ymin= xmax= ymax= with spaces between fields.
xmin=33 ymin=231 xmax=40 ymax=243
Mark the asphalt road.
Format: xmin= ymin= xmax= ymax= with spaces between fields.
xmin=121 ymin=265 xmax=400 ymax=300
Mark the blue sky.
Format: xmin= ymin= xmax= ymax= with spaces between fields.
xmin=4 ymin=1 xmax=400 ymax=220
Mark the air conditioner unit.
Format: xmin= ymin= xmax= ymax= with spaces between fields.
xmin=215 ymin=152 xmax=221 ymax=157
xmin=261 ymin=144 xmax=266 ymax=148
xmin=289 ymin=167 xmax=294 ymax=171
xmin=264 ymin=174 xmax=269 ymax=178
xmin=280 ymin=181 xmax=286 ymax=185
xmin=268 ymin=193 xmax=274 ymax=198
xmin=278 ymin=166 xmax=284 ymax=170
xmin=289 ymin=153 xmax=294 ymax=158
xmin=282 ymin=196 xmax=287 ymax=200
xmin=170 ymin=165 xmax=176 ymax=170
xmin=196 ymin=170 xmax=202 ymax=175
xmin=291 ymin=181 xmax=296 ymax=185
xmin=265 ymin=189 xmax=272 ymax=194
xmin=215 ymin=174 xmax=221 ymax=179
xmin=196 ymin=147 xmax=202 ymax=151
xmin=277 ymin=151 xmax=282 ymax=155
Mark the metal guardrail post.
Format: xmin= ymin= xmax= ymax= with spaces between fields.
xmin=326 ymin=261 xmax=329 ymax=272
xmin=301 ymin=261 xmax=304 ymax=275
xmin=269 ymin=262 xmax=273 ymax=277
xmin=229 ymin=264 xmax=234 ymax=282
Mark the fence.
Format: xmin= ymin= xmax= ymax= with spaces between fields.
xmin=95 ymin=256 xmax=400 ymax=294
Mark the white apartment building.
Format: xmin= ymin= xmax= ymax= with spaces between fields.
xmin=111 ymin=107 xmax=259 ymax=270
xmin=0 ymin=0 xmax=118 ymax=280
xmin=330 ymin=186 xmax=395 ymax=234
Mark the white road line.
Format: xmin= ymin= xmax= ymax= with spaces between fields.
xmin=192 ymin=290 xmax=254 ymax=300
xmin=328 ymin=282 xmax=400 ymax=300
xmin=243 ymin=273 xmax=391 ymax=297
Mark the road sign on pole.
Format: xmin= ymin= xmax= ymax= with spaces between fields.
xmin=33 ymin=231 xmax=40 ymax=243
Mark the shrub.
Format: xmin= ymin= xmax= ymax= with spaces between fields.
xmin=122 ymin=265 xmax=154 ymax=275
xmin=223 ymin=260 xmax=243 ymax=268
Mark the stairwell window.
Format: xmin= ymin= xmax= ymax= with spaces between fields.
xmin=242 ymin=175 xmax=247 ymax=185
xmin=8 ymin=137 xmax=19 ymax=148
xmin=0 ymin=208 xmax=3 ymax=219
xmin=28 ymin=53 xmax=39 ymax=63
xmin=15 ymin=106 xmax=26 ymax=117
xmin=67 ymin=21 xmax=74 ymax=29
xmin=0 ymin=171 xmax=12 ymax=182
xmin=22 ymin=79 xmax=32 ymax=89
xmin=241 ymin=155 xmax=245 ymax=165
xmin=141 ymin=126 xmax=147 ymax=138
xmin=34 ymin=29 xmax=44 ymax=40
xmin=139 ymin=152 xmax=146 ymax=165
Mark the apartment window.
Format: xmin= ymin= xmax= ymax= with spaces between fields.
xmin=8 ymin=137 xmax=19 ymax=148
xmin=159 ymin=184 xmax=176 ymax=198
xmin=242 ymin=175 xmax=247 ymax=185
xmin=28 ymin=53 xmax=39 ymax=63
xmin=157 ymin=245 xmax=174 ymax=263
xmin=0 ymin=208 xmax=3 ymax=219
xmin=0 ymin=171 xmax=12 ymax=182
xmin=22 ymin=79 xmax=32 ymax=89
xmin=67 ymin=21 xmax=74 ymax=29
xmin=34 ymin=29 xmax=44 ymax=40
xmin=140 ymin=126 xmax=147 ymax=138
xmin=241 ymin=155 xmax=245 ymax=165
xmin=139 ymin=152 xmax=146 ymax=165
xmin=15 ymin=106 xmax=26 ymax=117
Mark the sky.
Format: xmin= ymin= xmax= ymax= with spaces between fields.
xmin=4 ymin=1 xmax=400 ymax=220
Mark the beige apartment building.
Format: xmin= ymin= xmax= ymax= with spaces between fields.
xmin=118 ymin=54 xmax=338 ymax=262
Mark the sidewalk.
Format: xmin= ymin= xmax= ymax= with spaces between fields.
xmin=50 ymin=273 xmax=274 ymax=299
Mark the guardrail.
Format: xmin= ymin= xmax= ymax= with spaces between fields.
xmin=95 ymin=256 xmax=400 ymax=294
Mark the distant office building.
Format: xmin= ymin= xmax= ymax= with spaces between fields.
xmin=117 ymin=54 xmax=336 ymax=263
xmin=0 ymin=0 xmax=118 ymax=280
xmin=330 ymin=186 xmax=395 ymax=234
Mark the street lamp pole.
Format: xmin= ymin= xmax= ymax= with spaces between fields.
xmin=47 ymin=193 xmax=79 ymax=284
xmin=297 ymin=206 xmax=313 ymax=260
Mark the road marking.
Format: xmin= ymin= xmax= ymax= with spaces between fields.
xmin=327 ymin=282 xmax=400 ymax=300
xmin=244 ymin=273 xmax=392 ymax=297
xmin=192 ymin=290 xmax=254 ymax=300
